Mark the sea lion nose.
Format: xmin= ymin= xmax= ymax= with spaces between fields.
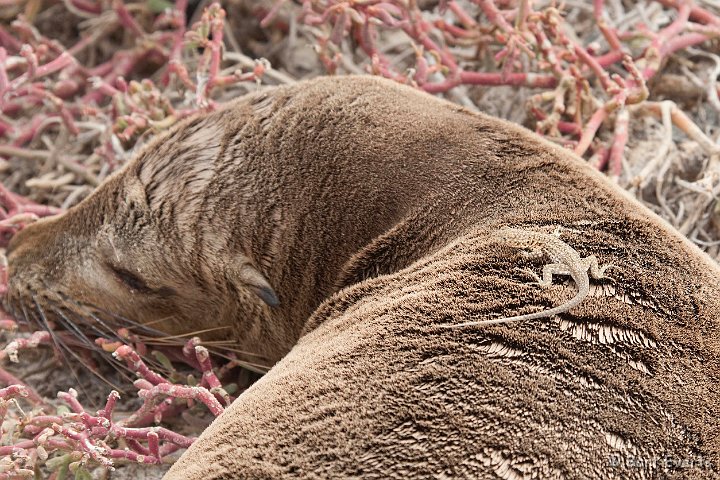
xmin=5 ymin=216 xmax=60 ymax=259
xmin=6 ymin=233 xmax=22 ymax=257
xmin=5 ymin=224 xmax=55 ymax=279
xmin=5 ymin=220 xmax=42 ymax=258
xmin=5 ymin=235 xmax=19 ymax=257
xmin=6 ymin=232 xmax=28 ymax=259
xmin=5 ymin=242 xmax=35 ymax=285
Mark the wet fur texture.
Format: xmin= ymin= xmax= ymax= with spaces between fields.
xmin=5 ymin=76 xmax=720 ymax=478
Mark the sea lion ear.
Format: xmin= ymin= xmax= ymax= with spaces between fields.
xmin=236 ymin=264 xmax=280 ymax=307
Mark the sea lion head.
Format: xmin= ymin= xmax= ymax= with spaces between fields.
xmin=3 ymin=138 xmax=279 ymax=350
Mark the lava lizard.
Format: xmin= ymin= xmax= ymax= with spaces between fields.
xmin=445 ymin=227 xmax=614 ymax=328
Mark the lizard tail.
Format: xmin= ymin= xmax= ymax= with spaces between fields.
xmin=439 ymin=292 xmax=585 ymax=328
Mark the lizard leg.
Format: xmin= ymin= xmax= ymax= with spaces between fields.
xmin=585 ymin=255 xmax=615 ymax=280
xmin=526 ymin=263 xmax=571 ymax=287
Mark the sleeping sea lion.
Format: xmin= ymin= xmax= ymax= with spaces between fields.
xmin=4 ymin=76 xmax=719 ymax=479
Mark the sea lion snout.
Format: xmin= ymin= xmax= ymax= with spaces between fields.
xmin=4 ymin=216 xmax=91 ymax=327
xmin=5 ymin=216 xmax=81 ymax=292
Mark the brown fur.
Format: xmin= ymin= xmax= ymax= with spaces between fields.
xmin=5 ymin=76 xmax=720 ymax=478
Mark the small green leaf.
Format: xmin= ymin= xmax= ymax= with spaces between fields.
xmin=46 ymin=454 xmax=70 ymax=471
xmin=56 ymin=463 xmax=69 ymax=480
xmin=74 ymin=466 xmax=93 ymax=480
xmin=146 ymin=0 xmax=172 ymax=13
xmin=57 ymin=406 xmax=71 ymax=416
xmin=152 ymin=351 xmax=174 ymax=372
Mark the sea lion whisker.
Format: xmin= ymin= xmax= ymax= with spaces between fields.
xmin=192 ymin=343 xmax=267 ymax=358
xmin=114 ymin=316 xmax=260 ymax=368
xmin=180 ymin=340 xmax=243 ymax=347
xmin=124 ymin=314 xmax=183 ymax=331
xmin=231 ymin=362 xmax=270 ymax=373
xmin=200 ymin=351 xmax=271 ymax=372
xmin=46 ymin=298 xmax=166 ymax=381
xmin=130 ymin=329 xmax=269 ymax=359
xmin=59 ymin=306 xmax=202 ymax=375
xmin=209 ymin=358 xmax=270 ymax=375
xmin=32 ymin=298 xmax=123 ymax=395
xmin=82 ymin=304 xmax=168 ymax=337
xmin=15 ymin=300 xmax=39 ymax=330
xmin=156 ymin=326 xmax=232 ymax=337
xmin=56 ymin=308 xmax=138 ymax=386
xmin=136 ymin=326 xmax=269 ymax=359
xmin=36 ymin=282 xmax=134 ymax=339
xmin=82 ymin=310 xmax=130 ymax=338
xmin=29 ymin=300 xmax=97 ymax=400
xmin=48 ymin=306 xmax=99 ymax=349
xmin=124 ymin=335 xmax=272 ymax=370
xmin=54 ymin=298 xmax=130 ymax=343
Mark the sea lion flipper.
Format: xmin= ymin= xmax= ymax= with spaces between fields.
xmin=234 ymin=263 xmax=280 ymax=307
